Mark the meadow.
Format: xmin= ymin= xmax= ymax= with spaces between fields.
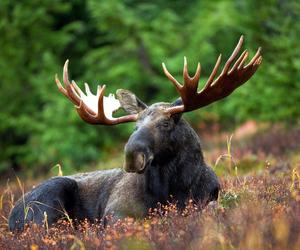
xmin=1 ymin=1 xmax=300 ymax=249
xmin=1 ymin=124 xmax=299 ymax=250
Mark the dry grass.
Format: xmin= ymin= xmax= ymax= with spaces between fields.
xmin=1 ymin=125 xmax=300 ymax=249
xmin=0 ymin=162 xmax=299 ymax=249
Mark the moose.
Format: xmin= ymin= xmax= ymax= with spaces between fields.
xmin=9 ymin=36 xmax=262 ymax=231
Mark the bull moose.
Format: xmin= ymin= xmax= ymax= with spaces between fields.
xmin=9 ymin=36 xmax=262 ymax=231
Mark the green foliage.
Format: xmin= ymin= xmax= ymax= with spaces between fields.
xmin=220 ymin=191 xmax=241 ymax=209
xmin=0 ymin=0 xmax=299 ymax=174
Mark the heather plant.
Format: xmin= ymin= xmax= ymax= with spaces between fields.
xmin=0 ymin=161 xmax=299 ymax=249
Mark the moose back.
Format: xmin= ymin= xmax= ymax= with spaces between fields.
xmin=9 ymin=36 xmax=262 ymax=231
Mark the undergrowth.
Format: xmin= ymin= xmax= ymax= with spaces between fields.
xmin=1 ymin=126 xmax=299 ymax=249
xmin=0 ymin=162 xmax=299 ymax=250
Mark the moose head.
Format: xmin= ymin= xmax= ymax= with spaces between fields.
xmin=55 ymin=36 xmax=262 ymax=174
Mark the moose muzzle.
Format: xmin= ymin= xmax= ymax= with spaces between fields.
xmin=123 ymin=128 xmax=154 ymax=173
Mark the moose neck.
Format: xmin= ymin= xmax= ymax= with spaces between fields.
xmin=144 ymin=118 xmax=205 ymax=208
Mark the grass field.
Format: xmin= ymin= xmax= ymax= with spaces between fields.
xmin=0 ymin=124 xmax=299 ymax=249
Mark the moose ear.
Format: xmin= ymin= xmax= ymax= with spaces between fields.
xmin=171 ymin=98 xmax=183 ymax=123
xmin=116 ymin=89 xmax=147 ymax=114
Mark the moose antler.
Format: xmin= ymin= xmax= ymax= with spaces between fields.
xmin=55 ymin=60 xmax=138 ymax=125
xmin=162 ymin=36 xmax=262 ymax=114
xmin=56 ymin=36 xmax=261 ymax=125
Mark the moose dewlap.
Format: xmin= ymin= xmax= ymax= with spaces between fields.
xmin=9 ymin=36 xmax=262 ymax=231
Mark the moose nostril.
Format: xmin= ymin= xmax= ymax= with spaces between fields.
xmin=135 ymin=153 xmax=145 ymax=170
xmin=124 ymin=152 xmax=146 ymax=173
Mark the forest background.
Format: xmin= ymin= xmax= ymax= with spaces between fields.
xmin=0 ymin=0 xmax=299 ymax=176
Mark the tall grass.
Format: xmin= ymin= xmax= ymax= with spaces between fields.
xmin=0 ymin=161 xmax=299 ymax=249
xmin=0 ymin=126 xmax=299 ymax=249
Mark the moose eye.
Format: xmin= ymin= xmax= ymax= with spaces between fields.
xmin=162 ymin=121 xmax=169 ymax=128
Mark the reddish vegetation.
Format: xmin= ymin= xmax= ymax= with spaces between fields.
xmin=1 ymin=125 xmax=299 ymax=249
xmin=0 ymin=163 xmax=300 ymax=249
xmin=202 ymin=123 xmax=300 ymax=164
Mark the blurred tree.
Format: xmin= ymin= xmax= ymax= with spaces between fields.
xmin=0 ymin=0 xmax=102 ymax=174
xmin=0 ymin=0 xmax=299 ymax=175
xmin=200 ymin=0 xmax=300 ymax=125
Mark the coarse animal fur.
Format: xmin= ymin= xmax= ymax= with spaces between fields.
xmin=9 ymin=94 xmax=220 ymax=231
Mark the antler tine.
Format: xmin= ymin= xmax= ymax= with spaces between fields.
xmin=71 ymin=80 xmax=85 ymax=97
xmin=84 ymin=82 xmax=93 ymax=96
xmin=183 ymin=57 xmax=201 ymax=92
xmin=202 ymin=54 xmax=222 ymax=91
xmin=162 ymin=62 xmax=182 ymax=92
xmin=96 ymin=85 xmax=102 ymax=96
xmin=55 ymin=74 xmax=68 ymax=97
xmin=62 ymin=61 xmax=96 ymax=115
xmin=237 ymin=51 xmax=249 ymax=69
xmin=55 ymin=61 xmax=81 ymax=107
xmin=246 ymin=47 xmax=262 ymax=68
xmin=229 ymin=50 xmax=248 ymax=73
xmin=256 ymin=55 xmax=263 ymax=65
xmin=56 ymin=60 xmax=138 ymax=125
xmin=183 ymin=56 xmax=189 ymax=82
xmin=221 ymin=35 xmax=244 ymax=75
xmin=194 ymin=62 xmax=201 ymax=82
xmin=96 ymin=84 xmax=107 ymax=120
xmin=165 ymin=36 xmax=262 ymax=115
xmin=62 ymin=60 xmax=83 ymax=106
